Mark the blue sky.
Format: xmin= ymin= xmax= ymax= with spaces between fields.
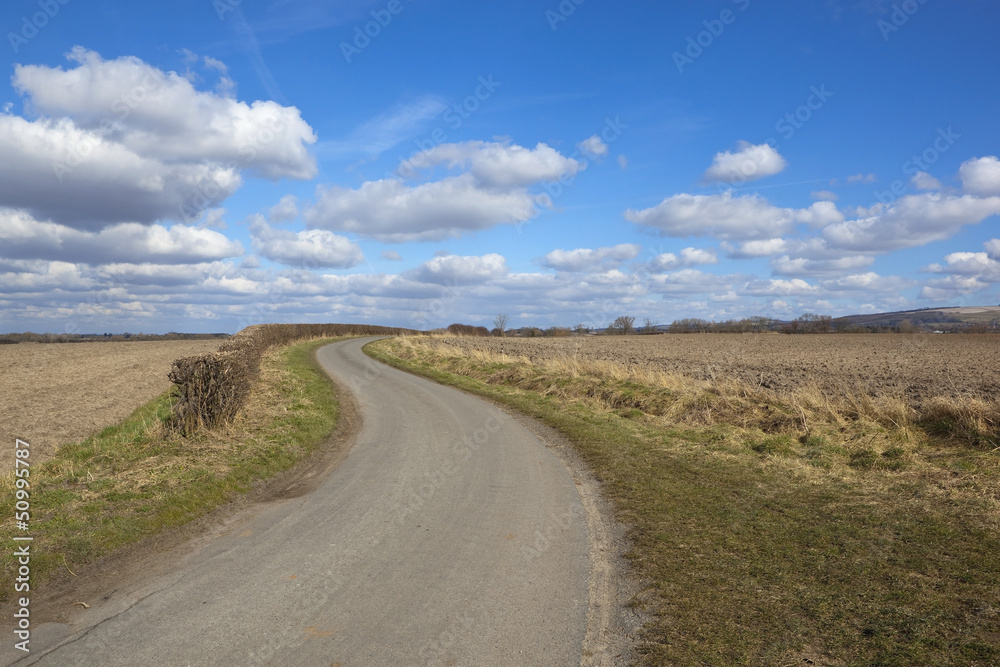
xmin=1 ymin=0 xmax=999 ymax=334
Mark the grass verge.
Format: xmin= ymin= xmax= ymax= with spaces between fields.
xmin=0 ymin=337 xmax=344 ymax=602
xmin=366 ymin=336 xmax=1000 ymax=666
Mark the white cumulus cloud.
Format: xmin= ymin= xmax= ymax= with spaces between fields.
xmin=0 ymin=208 xmax=244 ymax=264
xmin=304 ymin=174 xmax=540 ymax=242
xmin=649 ymin=269 xmax=738 ymax=295
xmin=702 ymin=141 xmax=787 ymax=184
xmin=407 ymin=254 xmax=508 ymax=285
xmin=1 ymin=49 xmax=317 ymax=231
xmin=959 ymin=156 xmax=1000 ymax=196
xmin=819 ymin=272 xmax=912 ymax=292
xmin=771 ymin=254 xmax=876 ymax=277
xmin=407 ymin=140 xmax=584 ymax=188
xmin=577 ymin=135 xmax=609 ymax=158
xmin=626 ymin=192 xmax=841 ymax=241
xmin=823 ymin=193 xmax=1000 ymax=252
xmin=542 ymin=244 xmax=641 ymax=272
xmin=13 ymin=48 xmax=317 ymax=179
xmin=250 ymin=217 xmax=364 ymax=269
xmin=911 ymin=171 xmax=943 ymax=191
xmin=268 ymin=195 xmax=300 ymax=223
xmin=741 ymin=278 xmax=820 ymax=296
xmin=648 ymin=247 xmax=719 ymax=271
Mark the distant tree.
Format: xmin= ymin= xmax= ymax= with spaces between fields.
xmin=573 ymin=323 xmax=590 ymax=335
xmin=609 ymin=315 xmax=636 ymax=335
xmin=493 ymin=313 xmax=510 ymax=337
xmin=545 ymin=327 xmax=571 ymax=337
xmin=643 ymin=318 xmax=657 ymax=333
xmin=669 ymin=318 xmax=710 ymax=333
xmin=447 ymin=323 xmax=490 ymax=336
xmin=796 ymin=313 xmax=819 ymax=333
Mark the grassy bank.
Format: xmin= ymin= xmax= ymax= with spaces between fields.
xmin=0 ymin=338 xmax=343 ymax=601
xmin=366 ymin=337 xmax=1000 ymax=666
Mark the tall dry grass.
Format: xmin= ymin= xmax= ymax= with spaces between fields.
xmin=394 ymin=335 xmax=1000 ymax=452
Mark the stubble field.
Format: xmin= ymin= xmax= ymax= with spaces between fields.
xmin=0 ymin=340 xmax=220 ymax=473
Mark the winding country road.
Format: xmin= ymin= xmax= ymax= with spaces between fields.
xmin=7 ymin=338 xmax=614 ymax=665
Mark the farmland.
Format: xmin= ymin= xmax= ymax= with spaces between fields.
xmin=421 ymin=333 xmax=1000 ymax=406
xmin=0 ymin=340 xmax=220 ymax=473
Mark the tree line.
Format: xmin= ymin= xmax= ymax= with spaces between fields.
xmin=434 ymin=312 xmax=1000 ymax=337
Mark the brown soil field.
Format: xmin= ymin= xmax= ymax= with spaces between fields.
xmin=0 ymin=340 xmax=221 ymax=473
xmin=422 ymin=333 xmax=1000 ymax=406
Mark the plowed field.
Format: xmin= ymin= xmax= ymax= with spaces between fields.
xmin=0 ymin=340 xmax=220 ymax=473
xmin=426 ymin=333 xmax=1000 ymax=405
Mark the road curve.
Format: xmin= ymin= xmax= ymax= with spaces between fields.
xmin=11 ymin=338 xmax=593 ymax=665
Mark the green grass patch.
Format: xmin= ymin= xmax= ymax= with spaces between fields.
xmin=0 ymin=338 xmax=343 ymax=601
xmin=366 ymin=337 xmax=1000 ymax=666
xmin=750 ymin=434 xmax=797 ymax=456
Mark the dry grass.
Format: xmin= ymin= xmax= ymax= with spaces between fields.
xmin=416 ymin=333 xmax=1000 ymax=407
xmin=0 ymin=340 xmax=221 ymax=473
xmin=394 ymin=335 xmax=999 ymax=457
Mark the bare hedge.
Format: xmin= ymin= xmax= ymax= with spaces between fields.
xmin=167 ymin=323 xmax=416 ymax=434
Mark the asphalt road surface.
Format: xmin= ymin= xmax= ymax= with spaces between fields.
xmin=7 ymin=338 xmax=601 ymax=665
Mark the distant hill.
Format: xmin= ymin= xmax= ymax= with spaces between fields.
xmin=833 ymin=306 xmax=1000 ymax=331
